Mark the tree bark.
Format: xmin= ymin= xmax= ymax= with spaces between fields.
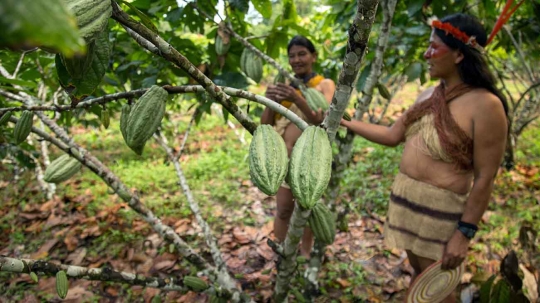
xmin=322 ymin=0 xmax=380 ymax=142
xmin=0 ymin=256 xmax=187 ymax=291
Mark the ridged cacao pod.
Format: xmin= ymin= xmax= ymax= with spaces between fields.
xmin=215 ymin=35 xmax=230 ymax=55
xmin=240 ymin=49 xmax=263 ymax=83
xmin=249 ymin=125 xmax=289 ymax=196
xmin=376 ymin=82 xmax=391 ymax=100
xmin=183 ymin=276 xmax=208 ymax=292
xmin=303 ymin=87 xmax=329 ymax=112
xmin=289 ymin=126 xmax=332 ymax=209
xmin=101 ymin=109 xmax=110 ymax=129
xmin=55 ymin=270 xmax=69 ymax=299
xmin=489 ymin=278 xmax=511 ymax=302
xmin=308 ymin=202 xmax=336 ymax=245
xmin=125 ymin=86 xmax=168 ymax=155
xmin=120 ymin=103 xmax=131 ymax=142
xmin=13 ymin=110 xmax=33 ymax=145
xmin=273 ymin=72 xmax=286 ymax=84
xmin=44 ymin=154 xmax=82 ymax=184
xmin=0 ymin=112 xmax=12 ymax=126
xmin=302 ymin=88 xmax=351 ymax=121
xmin=62 ymin=0 xmax=112 ymax=43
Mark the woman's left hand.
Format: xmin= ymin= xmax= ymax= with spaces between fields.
xmin=274 ymin=83 xmax=300 ymax=102
xmin=441 ymin=230 xmax=470 ymax=270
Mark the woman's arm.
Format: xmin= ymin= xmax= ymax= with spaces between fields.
xmin=340 ymin=118 xmax=406 ymax=147
xmin=340 ymin=86 xmax=435 ymax=147
xmin=441 ymin=93 xmax=508 ymax=270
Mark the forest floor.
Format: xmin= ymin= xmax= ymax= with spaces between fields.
xmin=1 ymin=84 xmax=539 ymax=302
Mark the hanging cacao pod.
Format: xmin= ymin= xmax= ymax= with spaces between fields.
xmin=0 ymin=112 xmax=12 ymax=126
xmin=62 ymin=0 xmax=112 ymax=43
xmin=240 ymin=49 xmax=263 ymax=83
xmin=44 ymin=154 xmax=82 ymax=184
xmin=13 ymin=110 xmax=33 ymax=145
xmin=215 ymin=35 xmax=230 ymax=55
xmin=120 ymin=103 xmax=131 ymax=142
xmin=308 ymin=202 xmax=336 ymax=245
xmin=249 ymin=125 xmax=289 ymax=196
xmin=303 ymin=87 xmax=329 ymax=112
xmin=376 ymin=82 xmax=391 ymax=100
xmin=288 ymin=126 xmax=332 ymax=209
xmin=101 ymin=108 xmax=110 ymax=129
xmin=55 ymin=270 xmax=69 ymax=299
xmin=125 ymin=86 xmax=168 ymax=155
xmin=183 ymin=276 xmax=208 ymax=292
xmin=273 ymin=72 xmax=286 ymax=84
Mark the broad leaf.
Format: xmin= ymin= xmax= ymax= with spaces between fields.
xmin=251 ymin=0 xmax=272 ymax=19
xmin=121 ymin=1 xmax=159 ymax=34
xmin=0 ymin=0 xmax=85 ymax=56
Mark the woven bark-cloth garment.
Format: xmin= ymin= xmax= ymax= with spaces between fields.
xmin=384 ymin=172 xmax=468 ymax=261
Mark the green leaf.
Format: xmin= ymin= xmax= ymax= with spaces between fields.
xmin=404 ymin=62 xmax=423 ymax=82
xmin=0 ymin=76 xmax=37 ymax=88
xmin=407 ymin=0 xmax=425 ymax=17
xmin=0 ymin=0 xmax=85 ymax=56
xmin=480 ymin=275 xmax=496 ymax=303
xmin=229 ymin=0 xmax=249 ymax=13
xmin=30 ymin=272 xmax=38 ymax=283
xmin=121 ymin=1 xmax=159 ymax=34
xmin=57 ymin=29 xmax=110 ymax=100
xmin=251 ymin=0 xmax=272 ymax=19
xmin=213 ymin=72 xmax=250 ymax=89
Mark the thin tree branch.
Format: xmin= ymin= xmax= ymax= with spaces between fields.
xmin=110 ymin=2 xmax=257 ymax=135
xmin=175 ymin=110 xmax=197 ymax=162
xmin=322 ymin=0 xmax=380 ymax=142
xmin=503 ymin=26 xmax=536 ymax=83
xmin=186 ymin=2 xmax=302 ymax=87
xmin=6 ymin=111 xmax=245 ymax=302
xmin=0 ymin=256 xmax=187 ymax=291
xmin=0 ymin=86 xmax=308 ymax=130
xmin=273 ymin=203 xmax=312 ymax=302
xmin=154 ymin=133 xmax=231 ymax=283
xmin=120 ymin=24 xmax=160 ymax=55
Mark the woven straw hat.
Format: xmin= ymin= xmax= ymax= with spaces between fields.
xmin=406 ymin=260 xmax=465 ymax=303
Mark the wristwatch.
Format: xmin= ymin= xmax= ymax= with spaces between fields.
xmin=457 ymin=221 xmax=478 ymax=239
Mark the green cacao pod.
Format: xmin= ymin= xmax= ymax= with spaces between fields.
xmin=376 ymin=82 xmax=391 ymax=100
xmin=183 ymin=276 xmax=208 ymax=292
xmin=125 ymin=86 xmax=168 ymax=155
xmin=0 ymin=112 xmax=12 ymax=126
xmin=249 ymin=125 xmax=289 ymax=196
xmin=120 ymin=103 xmax=131 ymax=142
xmin=101 ymin=109 xmax=110 ymax=129
xmin=13 ymin=110 xmax=33 ymax=145
xmin=308 ymin=202 xmax=336 ymax=245
xmin=303 ymin=87 xmax=329 ymax=112
xmin=209 ymin=295 xmax=227 ymax=303
xmin=489 ymin=278 xmax=511 ymax=303
xmin=240 ymin=49 xmax=263 ymax=83
xmin=44 ymin=154 xmax=82 ymax=184
xmin=55 ymin=270 xmax=69 ymax=299
xmin=215 ymin=35 xmax=230 ymax=55
xmin=273 ymin=72 xmax=286 ymax=84
xmin=289 ymin=126 xmax=332 ymax=209
xmin=62 ymin=0 xmax=112 ymax=43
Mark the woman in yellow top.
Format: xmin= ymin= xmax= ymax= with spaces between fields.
xmin=261 ymin=35 xmax=336 ymax=257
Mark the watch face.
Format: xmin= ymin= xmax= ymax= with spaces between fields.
xmin=459 ymin=226 xmax=475 ymax=239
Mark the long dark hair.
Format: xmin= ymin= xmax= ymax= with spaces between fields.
xmin=435 ymin=13 xmax=509 ymax=115
xmin=287 ymin=35 xmax=316 ymax=54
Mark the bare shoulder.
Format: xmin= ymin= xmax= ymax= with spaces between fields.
xmin=415 ymin=86 xmax=436 ymax=103
xmin=318 ymin=78 xmax=335 ymax=90
xmin=464 ymin=89 xmax=506 ymax=118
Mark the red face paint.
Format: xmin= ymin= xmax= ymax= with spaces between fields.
xmin=425 ymin=42 xmax=451 ymax=59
